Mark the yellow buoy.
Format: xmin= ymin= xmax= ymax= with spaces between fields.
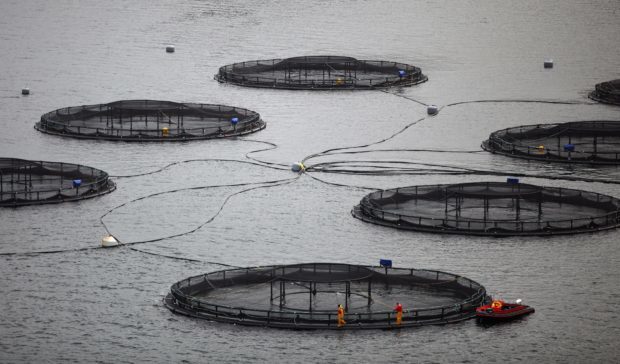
xmin=162 ymin=127 xmax=169 ymax=137
xmin=291 ymin=162 xmax=305 ymax=173
xmin=335 ymin=77 xmax=344 ymax=86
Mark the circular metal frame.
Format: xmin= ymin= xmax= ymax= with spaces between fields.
xmin=352 ymin=182 xmax=620 ymax=236
xmin=215 ymin=56 xmax=428 ymax=90
xmin=35 ymin=100 xmax=266 ymax=142
xmin=589 ymin=79 xmax=620 ymax=106
xmin=482 ymin=120 xmax=620 ymax=165
xmin=164 ymin=263 xmax=487 ymax=330
xmin=0 ymin=158 xmax=115 ymax=207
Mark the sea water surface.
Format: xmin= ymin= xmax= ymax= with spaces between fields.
xmin=1 ymin=0 xmax=619 ymax=362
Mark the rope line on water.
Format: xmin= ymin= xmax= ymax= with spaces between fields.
xmin=100 ymin=176 xmax=299 ymax=245
xmin=445 ymin=99 xmax=594 ymax=108
xmin=378 ymin=89 xmax=429 ymax=107
xmin=0 ymin=176 xmax=299 ymax=258
xmin=2 ymin=94 xmax=611 ymax=260
xmin=240 ymin=138 xmax=289 ymax=168
xmin=303 ymin=95 xmax=596 ymax=167
xmin=110 ymin=157 xmax=286 ymax=179
xmin=109 ymin=137 xmax=288 ymax=179
xmin=319 ymin=148 xmax=484 ymax=156
xmin=303 ymin=117 xmax=427 ymax=164
xmin=125 ymin=246 xmax=241 ymax=267
xmin=307 ymin=161 xmax=620 ymax=186
xmin=305 ymin=173 xmax=378 ymax=191
xmin=302 ymin=93 xmax=616 ymax=185
xmin=0 ymin=246 xmax=98 ymax=257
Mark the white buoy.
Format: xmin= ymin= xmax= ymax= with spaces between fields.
xmin=166 ymin=45 xmax=175 ymax=53
xmin=544 ymin=59 xmax=553 ymax=69
xmin=427 ymin=105 xmax=438 ymax=115
xmin=21 ymin=88 xmax=30 ymax=95
xmin=101 ymin=235 xmax=120 ymax=248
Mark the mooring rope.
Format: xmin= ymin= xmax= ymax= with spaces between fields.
xmin=100 ymin=176 xmax=299 ymax=246
xmin=0 ymin=176 xmax=298 ymax=258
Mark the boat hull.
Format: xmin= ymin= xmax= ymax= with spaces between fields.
xmin=476 ymin=304 xmax=535 ymax=321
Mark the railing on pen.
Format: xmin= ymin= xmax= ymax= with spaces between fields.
xmin=484 ymin=121 xmax=620 ymax=164
xmin=356 ymin=183 xmax=620 ymax=235
xmin=0 ymin=158 xmax=114 ymax=206
xmin=36 ymin=101 xmax=265 ymax=140
xmin=216 ymin=57 xmax=427 ymax=89
xmin=168 ymin=263 xmax=486 ymax=328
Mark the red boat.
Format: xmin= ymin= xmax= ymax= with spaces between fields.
xmin=476 ymin=299 xmax=534 ymax=321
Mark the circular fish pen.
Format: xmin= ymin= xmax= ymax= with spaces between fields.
xmin=164 ymin=263 xmax=487 ymax=330
xmin=352 ymin=182 xmax=620 ymax=236
xmin=482 ymin=120 xmax=620 ymax=164
xmin=215 ymin=55 xmax=427 ymax=90
xmin=589 ymin=79 xmax=620 ymax=106
xmin=35 ymin=100 xmax=266 ymax=141
xmin=0 ymin=158 xmax=115 ymax=207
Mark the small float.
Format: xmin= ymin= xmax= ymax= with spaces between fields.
xmin=476 ymin=299 xmax=534 ymax=322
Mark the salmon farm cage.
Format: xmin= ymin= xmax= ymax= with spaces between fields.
xmin=481 ymin=120 xmax=620 ymax=164
xmin=352 ymin=182 xmax=620 ymax=236
xmin=35 ymin=100 xmax=266 ymax=141
xmin=214 ymin=55 xmax=428 ymax=90
xmin=589 ymin=79 xmax=620 ymax=106
xmin=164 ymin=263 xmax=487 ymax=330
xmin=0 ymin=158 xmax=115 ymax=207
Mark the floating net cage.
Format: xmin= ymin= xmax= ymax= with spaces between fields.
xmin=482 ymin=120 xmax=620 ymax=164
xmin=35 ymin=100 xmax=266 ymax=141
xmin=215 ymin=55 xmax=428 ymax=90
xmin=0 ymin=158 xmax=115 ymax=207
xmin=352 ymin=182 xmax=620 ymax=236
xmin=589 ymin=79 xmax=620 ymax=106
xmin=164 ymin=263 xmax=487 ymax=330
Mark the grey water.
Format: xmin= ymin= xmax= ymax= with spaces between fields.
xmin=1 ymin=0 xmax=620 ymax=362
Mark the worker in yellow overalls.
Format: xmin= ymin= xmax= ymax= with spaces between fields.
xmin=394 ymin=302 xmax=403 ymax=325
xmin=337 ymin=304 xmax=346 ymax=327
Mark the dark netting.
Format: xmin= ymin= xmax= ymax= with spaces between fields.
xmin=589 ymin=79 xmax=620 ymax=106
xmin=164 ymin=263 xmax=487 ymax=330
xmin=0 ymin=158 xmax=115 ymax=207
xmin=35 ymin=100 xmax=266 ymax=141
xmin=482 ymin=120 xmax=620 ymax=164
xmin=352 ymin=182 xmax=620 ymax=236
xmin=214 ymin=55 xmax=428 ymax=90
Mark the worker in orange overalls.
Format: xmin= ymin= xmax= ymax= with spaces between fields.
xmin=491 ymin=300 xmax=503 ymax=312
xmin=337 ymin=304 xmax=346 ymax=327
xmin=394 ymin=302 xmax=403 ymax=325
